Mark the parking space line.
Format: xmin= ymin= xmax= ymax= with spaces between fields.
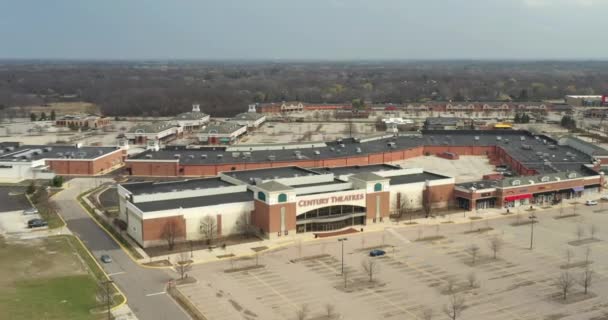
xmin=108 ymin=271 xmax=126 ymax=276
xmin=145 ymin=291 xmax=166 ymax=297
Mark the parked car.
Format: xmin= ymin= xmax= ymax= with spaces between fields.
xmin=369 ymin=249 xmax=386 ymax=257
xmin=22 ymin=207 xmax=39 ymax=215
xmin=27 ymin=218 xmax=48 ymax=228
xmin=586 ymin=200 xmax=598 ymax=206
xmin=601 ymin=195 xmax=608 ymax=201
xmin=100 ymin=254 xmax=112 ymax=263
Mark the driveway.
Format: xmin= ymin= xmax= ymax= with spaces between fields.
xmin=53 ymin=178 xmax=189 ymax=320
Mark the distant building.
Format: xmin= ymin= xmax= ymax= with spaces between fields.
xmin=424 ymin=117 xmax=467 ymax=130
xmin=197 ymin=122 xmax=247 ymax=145
xmin=258 ymin=101 xmax=304 ymax=113
xmin=565 ymin=95 xmax=606 ymax=107
xmin=55 ymin=114 xmax=111 ymax=129
xmin=124 ymin=122 xmax=183 ymax=145
xmin=228 ymin=112 xmax=266 ymax=129
xmin=172 ymin=104 xmax=210 ymax=131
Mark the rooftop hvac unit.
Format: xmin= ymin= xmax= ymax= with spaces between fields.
xmin=330 ymin=147 xmax=335 ymax=151
xmin=5 ymin=146 xmax=14 ymax=151
xmin=217 ymin=154 xmax=223 ymax=159
xmin=232 ymin=152 xmax=240 ymax=158
xmin=474 ymin=136 xmax=480 ymax=141
xmin=543 ymin=139 xmax=547 ymax=144
xmin=296 ymin=154 xmax=303 ymax=159
xmin=520 ymin=136 xmax=526 ymax=141
xmin=504 ymin=139 xmax=510 ymax=144
xmin=536 ymin=151 xmax=543 ymax=156
xmin=521 ymin=144 xmax=532 ymax=150
xmin=44 ymin=147 xmax=52 ymax=152
xmin=356 ymin=147 xmax=362 ymax=153
xmin=56 ymin=152 xmax=64 ymax=157
xmin=496 ymin=136 xmax=502 ymax=140
xmin=293 ymin=150 xmax=301 ymax=155
xmin=145 ymin=154 xmax=153 ymax=159
xmin=188 ymin=155 xmax=195 ymax=159
xmin=337 ymin=138 xmax=343 ymax=143
xmin=314 ymin=150 xmax=320 ymax=155
xmin=201 ymin=154 xmax=207 ymax=159
xmin=268 ymin=155 xmax=276 ymax=161
xmin=387 ymin=142 xmax=396 ymax=147
xmin=339 ymin=144 xmax=345 ymax=148
xmin=174 ymin=154 xmax=181 ymax=159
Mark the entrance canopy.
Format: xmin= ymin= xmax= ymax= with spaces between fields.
xmin=572 ymin=186 xmax=584 ymax=192
xmin=504 ymin=194 xmax=532 ymax=202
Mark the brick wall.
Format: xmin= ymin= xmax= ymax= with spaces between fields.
xmin=365 ymin=191 xmax=390 ymax=220
xmin=142 ymin=215 xmax=186 ymax=242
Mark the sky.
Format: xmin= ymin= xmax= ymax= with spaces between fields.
xmin=0 ymin=0 xmax=607 ymax=60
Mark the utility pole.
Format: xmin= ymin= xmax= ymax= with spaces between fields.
xmin=338 ymin=238 xmax=348 ymax=275
xmin=529 ymin=214 xmax=537 ymax=250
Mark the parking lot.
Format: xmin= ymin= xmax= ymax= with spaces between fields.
xmin=0 ymin=186 xmax=42 ymax=235
xmin=240 ymin=121 xmax=378 ymax=144
xmin=182 ymin=201 xmax=608 ymax=320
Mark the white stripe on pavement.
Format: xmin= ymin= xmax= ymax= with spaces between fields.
xmin=108 ymin=271 xmax=126 ymax=277
xmin=145 ymin=291 xmax=166 ymax=297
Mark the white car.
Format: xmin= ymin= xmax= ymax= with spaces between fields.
xmin=586 ymin=200 xmax=598 ymax=206
xmin=601 ymin=195 xmax=608 ymax=201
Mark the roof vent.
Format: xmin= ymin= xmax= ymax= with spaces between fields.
xmin=174 ymin=154 xmax=181 ymax=159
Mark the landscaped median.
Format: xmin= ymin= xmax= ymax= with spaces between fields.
xmin=77 ymin=186 xmax=144 ymax=260
xmin=0 ymin=234 xmax=125 ymax=320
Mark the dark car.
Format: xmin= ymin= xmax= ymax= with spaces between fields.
xmin=27 ymin=218 xmax=48 ymax=228
xmin=369 ymin=249 xmax=386 ymax=257
xmin=100 ymin=254 xmax=112 ymax=263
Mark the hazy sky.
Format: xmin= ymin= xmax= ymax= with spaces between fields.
xmin=1 ymin=0 xmax=607 ymax=60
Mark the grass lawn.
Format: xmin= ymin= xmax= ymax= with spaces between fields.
xmin=0 ymin=275 xmax=97 ymax=320
xmin=0 ymin=236 xmax=122 ymax=319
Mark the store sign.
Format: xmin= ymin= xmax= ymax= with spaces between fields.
xmin=298 ymin=194 xmax=365 ymax=207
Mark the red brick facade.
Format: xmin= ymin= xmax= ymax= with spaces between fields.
xmin=142 ymin=215 xmax=186 ymax=243
xmin=46 ymin=149 xmax=123 ymax=175
xmin=252 ymin=200 xmax=296 ymax=236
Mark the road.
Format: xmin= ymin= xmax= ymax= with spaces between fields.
xmin=54 ymin=178 xmax=190 ymax=320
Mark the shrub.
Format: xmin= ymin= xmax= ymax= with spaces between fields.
xmin=26 ymin=182 xmax=36 ymax=195
xmin=113 ymin=218 xmax=128 ymax=231
xmin=51 ymin=176 xmax=64 ymax=188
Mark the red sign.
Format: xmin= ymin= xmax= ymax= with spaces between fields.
xmin=298 ymin=194 xmax=364 ymax=207
xmin=504 ymin=194 xmax=532 ymax=202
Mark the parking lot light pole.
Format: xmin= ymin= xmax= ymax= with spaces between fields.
xmin=338 ymin=238 xmax=348 ymax=275
xmin=529 ymin=214 xmax=537 ymax=250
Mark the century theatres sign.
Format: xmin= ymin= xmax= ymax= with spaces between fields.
xmin=298 ymin=193 xmax=364 ymax=207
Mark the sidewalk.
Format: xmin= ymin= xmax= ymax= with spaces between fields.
xmin=112 ymin=304 xmax=138 ymax=320
xmin=151 ymin=193 xmax=601 ymax=267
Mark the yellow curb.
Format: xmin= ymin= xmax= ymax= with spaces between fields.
xmin=76 ymin=188 xmax=172 ymax=270
xmin=26 ymin=191 xmax=68 ymax=229
xmin=70 ymin=235 xmax=127 ymax=311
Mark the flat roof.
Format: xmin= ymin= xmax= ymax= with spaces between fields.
xmin=223 ymin=166 xmax=321 ymax=184
xmin=122 ymin=177 xmax=232 ymax=195
xmin=0 ymin=143 xmax=119 ymax=161
xmin=389 ymin=172 xmax=450 ymax=185
xmin=127 ymin=130 xmax=603 ymax=176
xmin=311 ymin=164 xmax=401 ymax=176
xmin=135 ymin=191 xmax=253 ymax=212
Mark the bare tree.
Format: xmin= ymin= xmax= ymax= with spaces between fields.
xmin=324 ymin=303 xmax=336 ymax=319
xmin=175 ymin=252 xmax=192 ymax=280
xmin=200 ymin=215 xmax=218 ymax=245
xmin=235 ymin=211 xmax=254 ymax=238
xmin=556 ymin=271 xmax=575 ymax=300
xmin=444 ymin=277 xmax=457 ymax=294
xmin=465 ymin=244 xmax=480 ymax=265
xmin=584 ymin=247 xmax=592 ymax=266
xmin=295 ymin=304 xmax=309 ymax=320
xmin=361 ymin=258 xmax=379 ymax=282
xmin=97 ymin=280 xmax=114 ymax=320
xmin=422 ymin=308 xmax=434 ymax=320
xmin=161 ymin=220 xmax=178 ymax=251
xmin=590 ymin=225 xmax=598 ymax=240
xmin=580 ymin=266 xmax=594 ymax=295
xmin=443 ymin=293 xmax=466 ymax=320
xmin=576 ymin=224 xmax=586 ymax=241
xmin=488 ymin=237 xmax=504 ymax=259
xmin=467 ymin=272 xmax=478 ymax=289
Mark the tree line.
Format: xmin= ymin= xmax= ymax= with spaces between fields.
xmin=0 ymin=60 xmax=607 ymax=117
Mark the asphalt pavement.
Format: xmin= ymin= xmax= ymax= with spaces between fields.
xmin=54 ymin=178 xmax=189 ymax=320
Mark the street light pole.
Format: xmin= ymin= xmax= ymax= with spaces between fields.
xmin=338 ymin=238 xmax=348 ymax=275
xmin=529 ymin=214 xmax=536 ymax=250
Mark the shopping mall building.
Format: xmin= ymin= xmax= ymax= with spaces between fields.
xmin=117 ymin=164 xmax=454 ymax=247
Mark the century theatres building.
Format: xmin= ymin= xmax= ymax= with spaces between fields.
xmin=117 ymin=130 xmax=608 ymax=247
xmin=118 ymin=164 xmax=454 ymax=247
